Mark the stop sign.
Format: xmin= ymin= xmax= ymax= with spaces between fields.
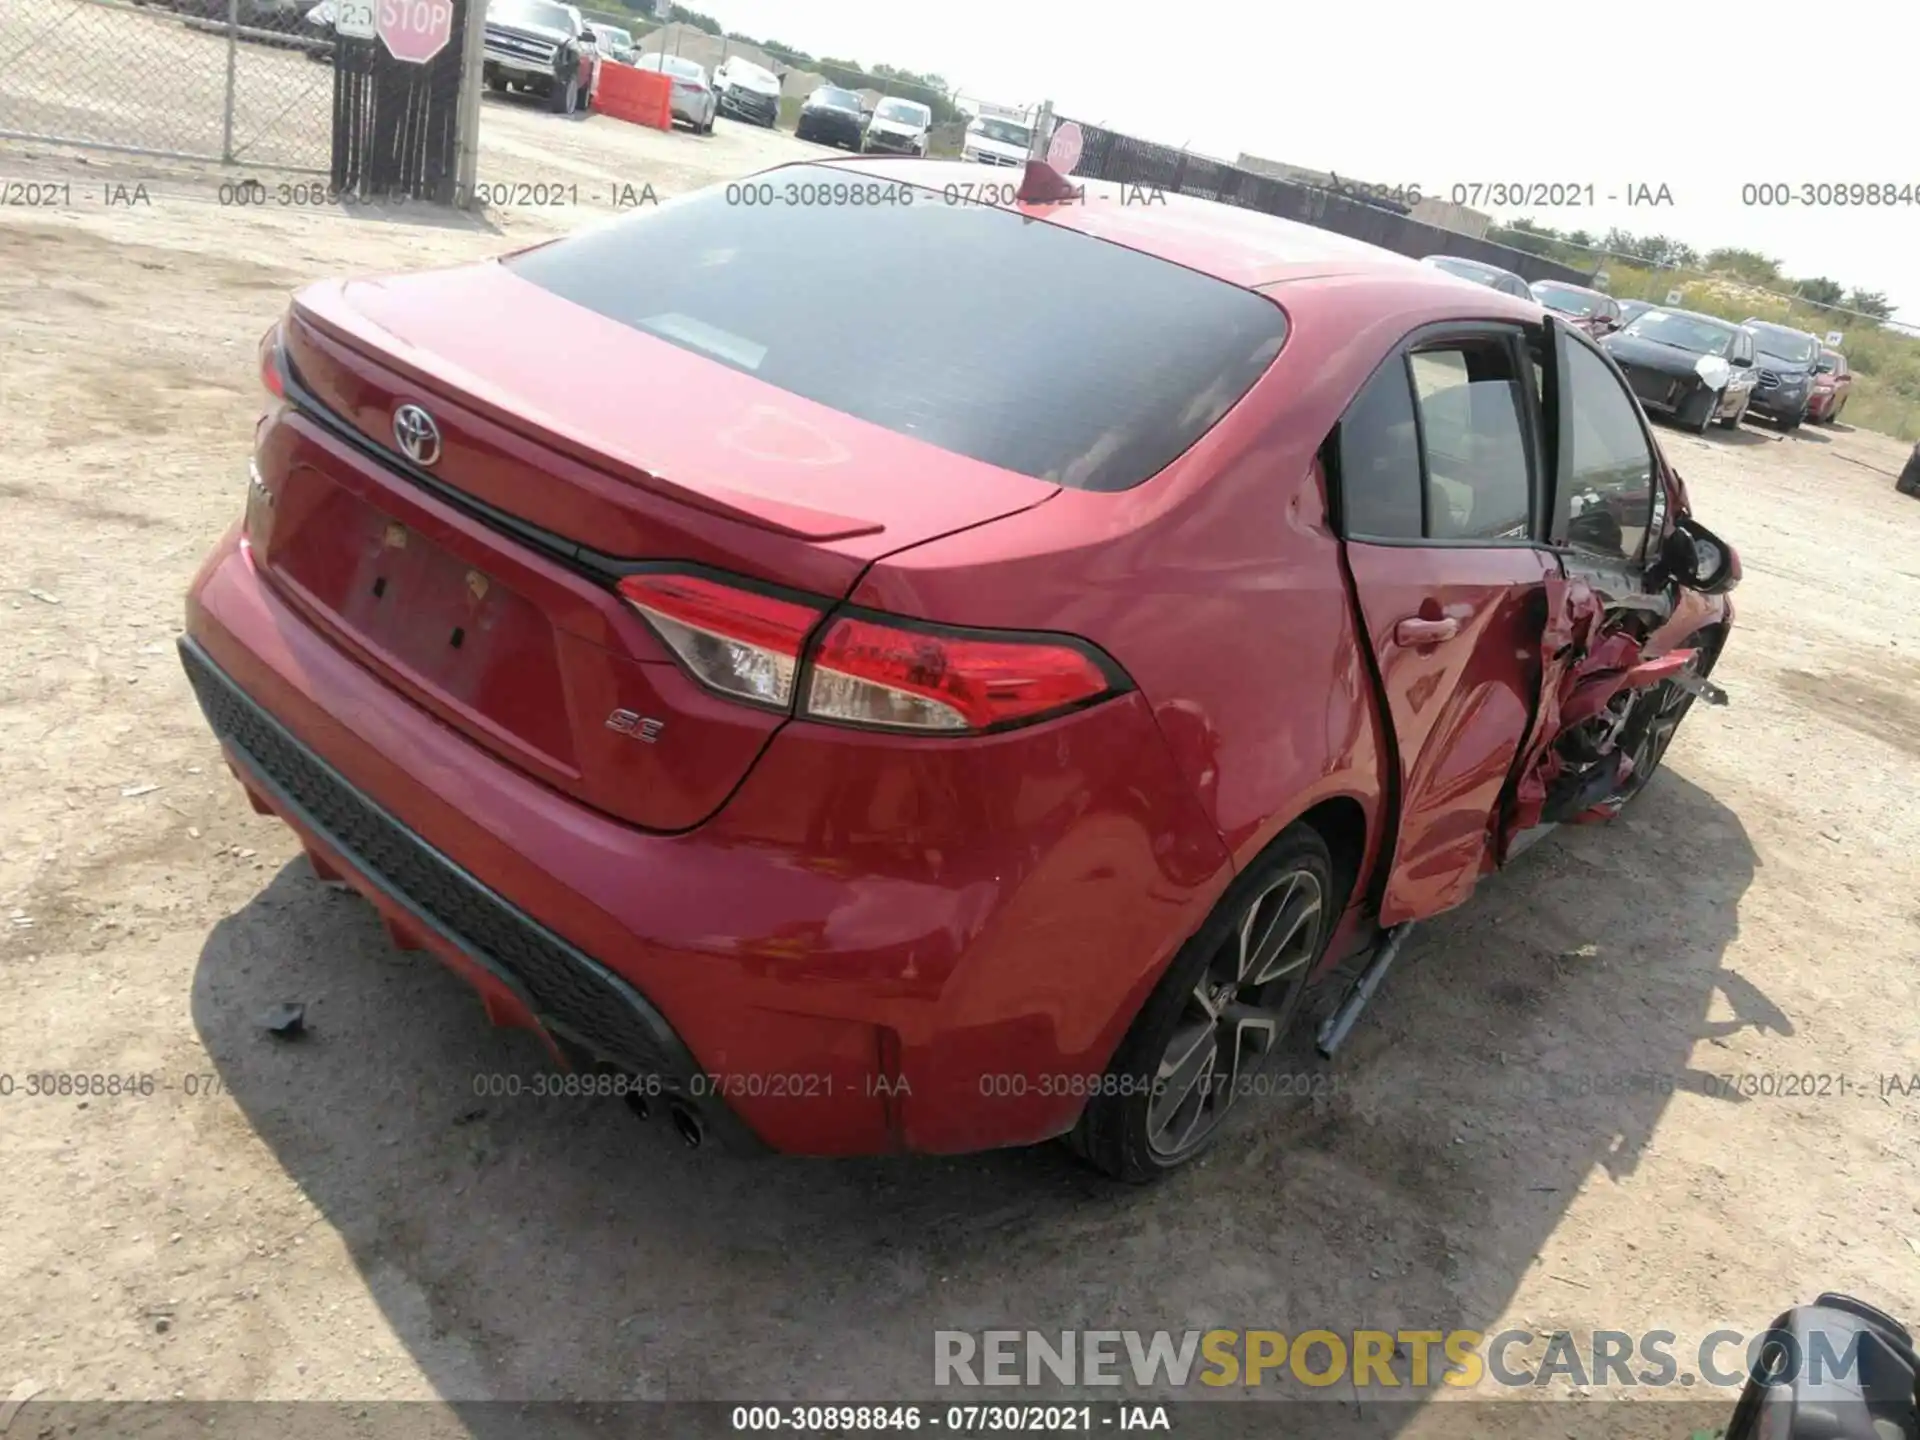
xmin=1046 ymin=121 xmax=1083 ymax=176
xmin=377 ymin=0 xmax=454 ymax=63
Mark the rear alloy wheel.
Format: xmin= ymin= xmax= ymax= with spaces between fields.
xmin=1070 ymin=825 xmax=1335 ymax=1182
xmin=1608 ymin=629 xmax=1721 ymax=809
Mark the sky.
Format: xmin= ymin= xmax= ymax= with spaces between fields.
xmin=697 ymin=0 xmax=1920 ymax=319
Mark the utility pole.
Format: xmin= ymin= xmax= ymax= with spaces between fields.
xmin=453 ymin=0 xmax=489 ymax=206
xmin=1027 ymin=99 xmax=1053 ymax=160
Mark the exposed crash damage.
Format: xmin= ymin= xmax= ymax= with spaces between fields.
xmin=1504 ymin=512 xmax=1740 ymax=853
xmin=1325 ymin=482 xmax=1740 ymax=1062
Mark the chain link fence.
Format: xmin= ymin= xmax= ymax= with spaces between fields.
xmin=0 ymin=0 xmax=334 ymax=171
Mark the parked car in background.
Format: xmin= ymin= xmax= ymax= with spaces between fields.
xmin=1617 ymin=298 xmax=1656 ymax=326
xmin=1602 ymin=308 xmax=1758 ymax=433
xmin=585 ymin=22 xmax=633 ymax=65
xmin=1808 ymin=348 xmax=1853 ymax=424
xmin=863 ymin=97 xmax=932 ymax=156
xmin=564 ymin=5 xmax=600 ymax=107
xmin=962 ymin=113 xmax=1033 ymax=166
xmin=712 ymin=56 xmax=780 ymax=127
xmin=300 ymin=0 xmax=335 ymax=61
xmin=795 ymin=85 xmax=866 ymax=149
xmin=632 ymin=51 xmax=717 ymax=133
xmin=174 ymin=0 xmax=306 ymax=29
xmin=1531 ymin=281 xmax=1624 ymax=337
xmin=1417 ymin=255 xmax=1533 ymax=299
xmin=484 ymin=0 xmax=595 ymax=114
xmin=1739 ymin=319 xmax=1824 ymax=430
xmin=189 ymin=158 xmax=1737 ymax=1181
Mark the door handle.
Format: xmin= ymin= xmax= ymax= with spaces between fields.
xmin=1393 ymin=616 xmax=1460 ymax=647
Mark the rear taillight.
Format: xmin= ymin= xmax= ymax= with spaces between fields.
xmin=259 ymin=323 xmax=286 ymax=400
xmin=618 ymin=571 xmax=819 ymax=710
xmin=618 ymin=570 xmax=1126 ymax=734
xmin=244 ymin=459 xmax=276 ymax=550
xmin=805 ymin=616 xmax=1115 ymax=732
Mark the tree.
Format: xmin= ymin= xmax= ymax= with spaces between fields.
xmin=1493 ymin=218 xmax=1561 ymax=257
xmin=667 ymin=5 xmax=721 ymax=35
xmin=1796 ymin=276 xmax=1845 ymax=307
xmin=1845 ymin=288 xmax=1895 ymax=320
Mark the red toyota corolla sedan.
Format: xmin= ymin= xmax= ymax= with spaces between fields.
xmin=182 ymin=158 xmax=1736 ymax=1179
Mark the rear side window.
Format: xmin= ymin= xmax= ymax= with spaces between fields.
xmin=505 ymin=166 xmax=1289 ymax=492
xmin=1334 ymin=338 xmax=1533 ymax=542
xmin=1410 ymin=346 xmax=1531 ymax=540
xmin=1336 ymin=361 xmax=1423 ymax=539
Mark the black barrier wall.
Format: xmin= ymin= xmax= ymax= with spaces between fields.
xmin=1062 ymin=120 xmax=1593 ymax=286
xmin=332 ymin=9 xmax=469 ymax=203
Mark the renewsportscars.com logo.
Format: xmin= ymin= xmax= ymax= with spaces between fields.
xmin=933 ymin=1327 xmax=1866 ymax=1392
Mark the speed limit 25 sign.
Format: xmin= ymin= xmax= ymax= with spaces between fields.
xmin=376 ymin=0 xmax=454 ymax=63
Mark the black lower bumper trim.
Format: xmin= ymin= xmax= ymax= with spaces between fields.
xmin=178 ymin=637 xmax=764 ymax=1150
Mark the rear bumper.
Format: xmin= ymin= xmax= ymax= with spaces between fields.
xmin=182 ymin=531 xmax=1232 ymax=1156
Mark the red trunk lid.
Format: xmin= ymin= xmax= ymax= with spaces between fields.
xmin=258 ymin=262 xmax=1057 ymax=832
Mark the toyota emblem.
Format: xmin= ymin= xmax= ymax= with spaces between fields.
xmin=393 ymin=404 xmax=442 ymax=466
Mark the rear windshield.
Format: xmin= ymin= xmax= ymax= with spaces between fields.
xmin=504 ymin=166 xmax=1290 ymax=492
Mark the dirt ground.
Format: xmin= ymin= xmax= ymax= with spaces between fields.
xmin=4 ymin=95 xmax=1920 ymax=1439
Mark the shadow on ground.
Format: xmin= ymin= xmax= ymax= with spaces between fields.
xmin=192 ymin=768 xmax=1763 ymax=1437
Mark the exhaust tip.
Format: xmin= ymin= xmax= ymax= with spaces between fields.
xmin=668 ymin=1102 xmax=705 ymax=1150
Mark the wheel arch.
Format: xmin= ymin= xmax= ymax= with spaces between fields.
xmin=1296 ymin=792 xmax=1370 ymax=917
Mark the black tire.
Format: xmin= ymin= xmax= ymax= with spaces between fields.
xmin=486 ymin=73 xmax=506 ymax=92
xmin=548 ymin=74 xmax=576 ymax=114
xmin=1895 ymin=447 xmax=1920 ymax=496
xmin=1688 ymin=390 xmax=1716 ymax=435
xmin=1831 ymin=397 xmax=1847 ymax=425
xmin=1069 ymin=824 xmax=1338 ymax=1182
